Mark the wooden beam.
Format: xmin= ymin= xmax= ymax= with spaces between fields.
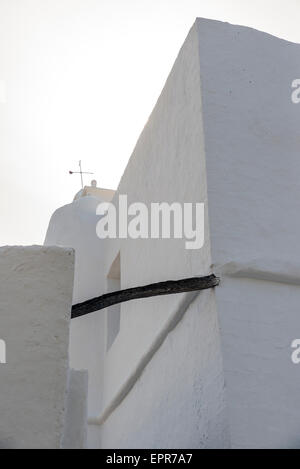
xmin=71 ymin=274 xmax=219 ymax=319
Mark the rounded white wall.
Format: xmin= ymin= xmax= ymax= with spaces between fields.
xmin=44 ymin=195 xmax=107 ymax=433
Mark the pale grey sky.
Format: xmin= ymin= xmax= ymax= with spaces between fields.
xmin=0 ymin=0 xmax=299 ymax=245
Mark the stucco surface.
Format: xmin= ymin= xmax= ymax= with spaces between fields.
xmin=100 ymin=290 xmax=229 ymax=449
xmin=100 ymin=18 xmax=212 ymax=418
xmin=198 ymin=18 xmax=300 ymax=267
xmin=0 ymin=246 xmax=74 ymax=449
xmin=217 ymin=276 xmax=300 ymax=449
xmin=197 ymin=18 xmax=300 ymax=448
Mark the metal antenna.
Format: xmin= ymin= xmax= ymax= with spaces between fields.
xmin=69 ymin=160 xmax=94 ymax=189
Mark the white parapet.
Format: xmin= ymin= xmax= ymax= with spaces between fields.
xmin=0 ymin=246 xmax=74 ymax=449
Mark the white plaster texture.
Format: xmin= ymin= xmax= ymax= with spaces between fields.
xmin=197 ymin=19 xmax=300 ymax=269
xmin=217 ymin=276 xmax=300 ymax=449
xmin=99 ymin=17 xmax=212 ymax=418
xmin=0 ymin=246 xmax=74 ymax=449
xmin=99 ymin=289 xmax=228 ymax=449
xmin=196 ymin=19 xmax=300 ymax=448
xmin=98 ymin=19 xmax=300 ymax=448
xmin=90 ymin=19 xmax=228 ymax=448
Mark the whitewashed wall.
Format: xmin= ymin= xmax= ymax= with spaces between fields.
xmin=198 ymin=19 xmax=300 ymax=448
xmin=95 ymin=19 xmax=228 ymax=448
xmin=45 ymin=18 xmax=300 ymax=449
xmin=98 ymin=19 xmax=300 ymax=448
xmin=100 ymin=289 xmax=228 ymax=449
xmin=0 ymin=246 xmax=74 ymax=449
xmin=216 ymin=274 xmax=300 ymax=449
xmin=45 ymin=19 xmax=228 ymax=449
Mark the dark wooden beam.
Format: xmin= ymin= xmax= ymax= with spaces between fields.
xmin=71 ymin=274 xmax=219 ymax=319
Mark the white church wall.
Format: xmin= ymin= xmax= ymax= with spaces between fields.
xmin=43 ymin=18 xmax=300 ymax=449
xmin=196 ymin=19 xmax=300 ymax=448
xmin=100 ymin=289 xmax=229 ymax=449
xmin=0 ymin=246 xmax=74 ymax=449
xmin=99 ymin=18 xmax=211 ymax=412
xmin=216 ymin=275 xmax=300 ymax=449
xmin=94 ymin=20 xmax=229 ymax=448
xmin=198 ymin=18 xmax=300 ymax=268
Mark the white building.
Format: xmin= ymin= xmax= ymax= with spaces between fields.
xmin=1 ymin=18 xmax=300 ymax=449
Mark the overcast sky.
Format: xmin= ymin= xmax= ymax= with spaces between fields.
xmin=0 ymin=0 xmax=300 ymax=245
